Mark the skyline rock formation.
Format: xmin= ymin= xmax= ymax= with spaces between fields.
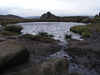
xmin=40 ymin=12 xmax=58 ymax=19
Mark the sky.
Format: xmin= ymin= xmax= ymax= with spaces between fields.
xmin=0 ymin=0 xmax=100 ymax=17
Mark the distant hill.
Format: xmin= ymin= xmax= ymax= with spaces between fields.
xmin=0 ymin=14 xmax=24 ymax=25
xmin=25 ymin=16 xmax=40 ymax=19
xmin=0 ymin=14 xmax=23 ymax=20
xmin=0 ymin=12 xmax=94 ymax=24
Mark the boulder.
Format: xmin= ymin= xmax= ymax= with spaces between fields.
xmin=18 ymin=38 xmax=61 ymax=56
xmin=40 ymin=57 xmax=69 ymax=75
xmin=0 ymin=40 xmax=29 ymax=72
xmin=0 ymin=37 xmax=6 ymax=42
xmin=66 ymin=39 xmax=100 ymax=73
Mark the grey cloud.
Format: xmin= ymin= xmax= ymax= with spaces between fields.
xmin=0 ymin=0 xmax=100 ymax=16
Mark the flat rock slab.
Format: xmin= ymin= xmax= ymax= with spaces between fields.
xmin=0 ymin=38 xmax=62 ymax=75
xmin=5 ymin=57 xmax=69 ymax=75
xmin=68 ymin=39 xmax=100 ymax=52
xmin=67 ymin=39 xmax=100 ymax=73
xmin=40 ymin=57 xmax=69 ymax=75
xmin=0 ymin=40 xmax=29 ymax=72
xmin=18 ymin=39 xmax=61 ymax=56
xmin=0 ymin=38 xmax=6 ymax=42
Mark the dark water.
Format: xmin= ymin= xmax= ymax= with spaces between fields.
xmin=17 ymin=22 xmax=85 ymax=41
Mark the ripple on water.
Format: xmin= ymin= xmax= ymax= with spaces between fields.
xmin=17 ymin=22 xmax=85 ymax=41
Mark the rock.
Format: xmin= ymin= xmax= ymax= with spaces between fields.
xmin=69 ymin=72 xmax=82 ymax=75
xmin=0 ymin=37 xmax=6 ymax=42
xmin=40 ymin=58 xmax=69 ymax=75
xmin=66 ymin=39 xmax=100 ymax=73
xmin=0 ymin=26 xmax=3 ymax=31
xmin=0 ymin=40 xmax=29 ymax=72
xmin=6 ymin=36 xmax=18 ymax=39
xmin=18 ymin=38 xmax=61 ymax=56
xmin=40 ymin=12 xmax=57 ymax=19
xmin=4 ymin=58 xmax=69 ymax=75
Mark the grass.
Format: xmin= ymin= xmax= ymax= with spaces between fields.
xmin=0 ymin=25 xmax=23 ymax=36
xmin=21 ymin=32 xmax=57 ymax=43
xmin=4 ymin=25 xmax=23 ymax=34
xmin=81 ymin=32 xmax=91 ymax=38
xmin=38 ymin=32 xmax=54 ymax=38
xmin=70 ymin=23 xmax=100 ymax=38
xmin=21 ymin=34 xmax=35 ymax=39
xmin=70 ymin=25 xmax=92 ymax=38
xmin=0 ymin=31 xmax=20 ymax=36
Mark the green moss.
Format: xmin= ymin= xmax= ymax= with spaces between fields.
xmin=70 ymin=25 xmax=92 ymax=38
xmin=21 ymin=33 xmax=56 ymax=43
xmin=21 ymin=34 xmax=34 ymax=39
xmin=38 ymin=32 xmax=54 ymax=38
xmin=4 ymin=25 xmax=23 ymax=34
xmin=0 ymin=31 xmax=19 ymax=36
xmin=81 ymin=32 xmax=91 ymax=38
xmin=0 ymin=25 xmax=23 ymax=36
xmin=71 ymin=26 xmax=89 ymax=34
xmin=81 ymin=18 xmax=91 ymax=23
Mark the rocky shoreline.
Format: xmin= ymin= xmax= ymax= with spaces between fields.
xmin=0 ymin=34 xmax=68 ymax=75
xmin=0 ymin=19 xmax=100 ymax=75
xmin=65 ymin=23 xmax=100 ymax=75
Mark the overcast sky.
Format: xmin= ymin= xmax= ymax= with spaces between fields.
xmin=0 ymin=0 xmax=100 ymax=17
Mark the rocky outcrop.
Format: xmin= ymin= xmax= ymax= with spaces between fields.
xmin=0 ymin=35 xmax=63 ymax=75
xmin=0 ymin=40 xmax=29 ymax=72
xmin=18 ymin=36 xmax=61 ymax=56
xmin=66 ymin=39 xmax=100 ymax=73
xmin=5 ymin=57 xmax=69 ymax=75
xmin=99 ymin=12 xmax=100 ymax=16
xmin=40 ymin=12 xmax=57 ymax=19
xmin=40 ymin=12 xmax=91 ymax=22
